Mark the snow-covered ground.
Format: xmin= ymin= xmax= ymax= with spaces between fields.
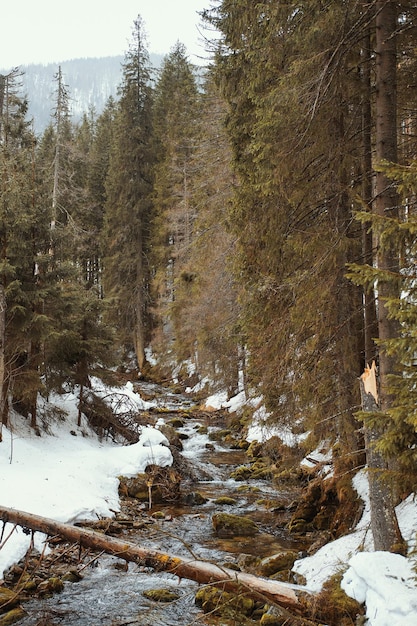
xmin=0 ymin=383 xmax=416 ymax=626
xmin=0 ymin=384 xmax=170 ymax=576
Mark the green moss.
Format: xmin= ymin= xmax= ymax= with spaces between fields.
xmin=213 ymin=496 xmax=238 ymax=506
xmin=143 ymin=588 xmax=180 ymax=602
xmin=212 ymin=513 xmax=258 ymax=537
xmin=195 ymin=585 xmax=255 ymax=617
xmin=0 ymin=608 xmax=27 ymax=626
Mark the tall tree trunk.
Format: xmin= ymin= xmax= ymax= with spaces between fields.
xmin=134 ymin=242 xmax=146 ymax=371
xmin=359 ymin=364 xmax=403 ymax=552
xmin=361 ymin=9 xmax=378 ymax=366
xmin=366 ymin=1 xmax=403 ymax=552
xmin=0 ymin=285 xmax=6 ymax=429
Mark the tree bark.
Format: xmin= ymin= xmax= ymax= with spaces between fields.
xmin=0 ymin=285 xmax=6 ymax=430
xmin=359 ymin=364 xmax=403 ymax=551
xmin=0 ymin=505 xmax=309 ymax=611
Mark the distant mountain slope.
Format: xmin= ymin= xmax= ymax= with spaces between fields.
xmin=1 ymin=54 xmax=164 ymax=134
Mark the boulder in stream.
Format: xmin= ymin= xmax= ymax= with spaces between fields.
xmin=212 ymin=512 xmax=259 ymax=537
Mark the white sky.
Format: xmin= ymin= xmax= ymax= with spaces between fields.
xmin=1 ymin=0 xmax=213 ymax=69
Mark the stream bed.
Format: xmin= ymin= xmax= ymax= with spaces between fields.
xmin=14 ymin=383 xmax=305 ymax=626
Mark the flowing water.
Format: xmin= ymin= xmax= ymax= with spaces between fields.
xmin=15 ymin=383 xmax=303 ymax=626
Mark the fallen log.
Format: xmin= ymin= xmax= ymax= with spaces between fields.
xmin=0 ymin=505 xmax=310 ymax=611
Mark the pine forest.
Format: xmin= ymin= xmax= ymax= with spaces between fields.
xmin=1 ymin=3 xmax=417 ymax=623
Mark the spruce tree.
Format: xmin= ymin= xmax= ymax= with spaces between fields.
xmin=151 ymin=42 xmax=200 ymax=360
xmin=102 ymin=16 xmax=155 ymax=370
xmin=0 ymin=69 xmax=51 ymax=427
xmin=207 ymin=1 xmax=366 ymax=457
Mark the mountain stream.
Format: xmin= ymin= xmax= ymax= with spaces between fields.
xmin=13 ymin=382 xmax=305 ymax=626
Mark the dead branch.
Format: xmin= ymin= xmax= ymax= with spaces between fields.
xmin=0 ymin=505 xmax=311 ymax=611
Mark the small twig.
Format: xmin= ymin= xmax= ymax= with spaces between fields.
xmin=77 ymin=550 xmax=105 ymax=573
xmin=0 ymin=522 xmax=17 ymax=550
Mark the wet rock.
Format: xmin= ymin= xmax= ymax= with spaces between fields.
xmin=212 ymin=513 xmax=258 ymax=537
xmin=61 ymin=569 xmax=83 ymax=582
xmin=184 ymin=491 xmax=208 ymax=505
xmin=195 ymin=585 xmax=254 ymax=617
xmin=37 ymin=577 xmax=64 ymax=596
xmin=158 ymin=424 xmax=183 ymax=450
xmin=0 ymin=587 xmax=20 ymax=610
xmin=258 ymin=550 xmax=298 ymax=577
xmin=230 ymin=465 xmax=252 ymax=481
xmin=213 ymin=496 xmax=237 ymax=506
xmin=143 ymin=588 xmax=180 ymax=602
xmin=236 ymin=553 xmax=262 ymax=573
xmin=260 ymin=610 xmax=287 ymax=625
xmin=0 ymin=607 xmax=27 ymax=626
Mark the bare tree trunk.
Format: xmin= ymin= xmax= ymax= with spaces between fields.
xmin=0 ymin=505 xmax=309 ymax=611
xmin=0 ymin=285 xmax=6 ymax=429
xmin=361 ymin=8 xmax=378 ymax=366
xmin=360 ymin=0 xmax=404 ymax=553
xmin=359 ymin=364 xmax=403 ymax=552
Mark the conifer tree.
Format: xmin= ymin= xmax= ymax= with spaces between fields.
xmin=102 ymin=16 xmax=155 ymax=370
xmin=171 ymin=74 xmax=242 ymax=395
xmin=0 ymin=69 xmax=51 ymax=427
xmin=35 ymin=72 xmax=115 ymax=416
xmin=207 ymin=1 xmax=365 ymax=453
xmin=151 ymin=42 xmax=200 ymax=358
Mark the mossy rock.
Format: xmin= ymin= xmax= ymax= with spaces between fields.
xmin=0 ymin=608 xmax=27 ymax=626
xmin=119 ymin=470 xmax=178 ymax=504
xmin=37 ymin=577 xmax=64 ymax=596
xmin=184 ymin=491 xmax=208 ymax=505
xmin=61 ymin=570 xmax=83 ymax=583
xmin=236 ymin=553 xmax=262 ymax=573
xmin=167 ymin=417 xmax=185 ymax=428
xmin=237 ymin=484 xmax=260 ymax=493
xmin=230 ymin=465 xmax=253 ymax=481
xmin=118 ymin=473 xmax=149 ymax=500
xmin=195 ymin=585 xmax=254 ymax=617
xmin=287 ymin=518 xmax=310 ymax=534
xmin=208 ymin=428 xmax=231 ymax=442
xmin=260 ymin=611 xmax=287 ymax=626
xmin=213 ymin=496 xmax=238 ymax=506
xmin=250 ymin=462 xmax=272 ymax=480
xmin=246 ymin=440 xmax=263 ymax=458
xmin=0 ymin=588 xmax=19 ymax=612
xmin=212 ymin=513 xmax=258 ymax=538
xmin=196 ymin=425 xmax=208 ymax=434
xmin=258 ymin=551 xmax=298 ymax=577
xmin=304 ymin=573 xmax=364 ymax=624
xmin=143 ymin=588 xmax=180 ymax=603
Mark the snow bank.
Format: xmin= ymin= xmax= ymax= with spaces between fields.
xmin=0 ymin=392 xmax=172 ymax=577
xmin=292 ymin=470 xmax=417 ymax=625
xmin=341 ymin=552 xmax=417 ymax=626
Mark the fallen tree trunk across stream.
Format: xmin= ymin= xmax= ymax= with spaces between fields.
xmin=0 ymin=505 xmax=311 ymax=611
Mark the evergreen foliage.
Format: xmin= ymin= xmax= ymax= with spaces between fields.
xmin=3 ymin=7 xmax=417 ymax=534
xmin=102 ymin=16 xmax=155 ymax=370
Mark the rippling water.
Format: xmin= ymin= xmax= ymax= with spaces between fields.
xmin=16 ymin=383 xmax=300 ymax=625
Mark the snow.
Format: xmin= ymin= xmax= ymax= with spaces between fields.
xmin=0 ymin=388 xmax=171 ymax=578
xmin=293 ymin=470 xmax=417 ymax=625
xmin=341 ymin=552 xmax=417 ymax=626
xmin=0 ymin=384 xmax=417 ymax=626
